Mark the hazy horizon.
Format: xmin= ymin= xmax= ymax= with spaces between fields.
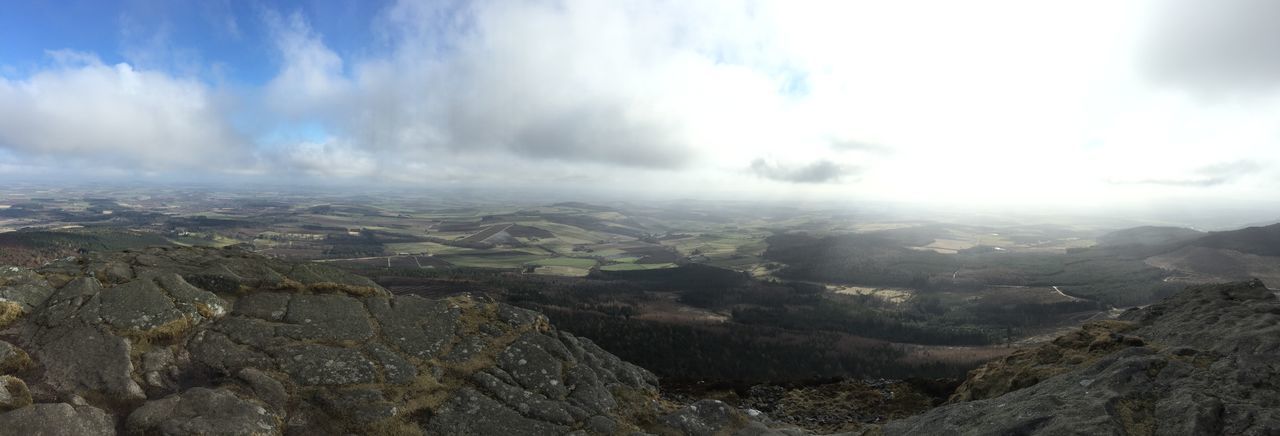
xmin=3 ymin=178 xmax=1276 ymax=231
xmin=2 ymin=0 xmax=1279 ymax=214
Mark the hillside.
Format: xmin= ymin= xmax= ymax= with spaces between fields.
xmin=877 ymin=280 xmax=1280 ymax=434
xmin=1140 ymin=223 xmax=1280 ymax=288
xmin=1193 ymin=223 xmax=1280 ymax=257
xmin=1095 ymin=225 xmax=1204 ymax=247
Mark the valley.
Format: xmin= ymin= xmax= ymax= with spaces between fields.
xmin=2 ymin=186 xmax=1277 ymax=388
xmin=3 ymin=185 xmax=1279 ymax=433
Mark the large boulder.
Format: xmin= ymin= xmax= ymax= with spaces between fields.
xmin=0 ymin=403 xmax=115 ymax=436
xmin=0 ymin=266 xmax=54 ymax=327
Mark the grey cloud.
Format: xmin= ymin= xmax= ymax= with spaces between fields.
xmin=268 ymin=1 xmax=699 ymax=169
xmin=750 ymin=159 xmax=855 ymax=184
xmin=1109 ymin=160 xmax=1263 ymax=187
xmin=1197 ymin=160 xmax=1262 ymax=177
xmin=261 ymin=140 xmax=379 ymax=178
xmin=452 ymin=99 xmax=689 ymax=169
xmin=1115 ymin=178 xmax=1229 ymax=187
xmin=1143 ymin=0 xmax=1280 ymax=91
xmin=829 ymin=139 xmax=890 ymax=154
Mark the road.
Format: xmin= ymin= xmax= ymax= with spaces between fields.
xmin=313 ymin=256 xmax=387 ymax=263
xmin=1052 ymin=285 xmax=1083 ymax=301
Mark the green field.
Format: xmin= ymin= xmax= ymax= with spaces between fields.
xmin=600 ymin=262 xmax=677 ymax=271
xmin=531 ymin=257 xmax=599 ymax=268
xmin=436 ymin=253 xmax=544 ymax=268
xmin=529 ymin=265 xmax=592 ymax=277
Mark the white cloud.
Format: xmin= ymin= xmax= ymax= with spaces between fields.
xmin=234 ymin=0 xmax=1280 ymax=207
xmin=270 ymin=139 xmax=378 ymax=178
xmin=263 ymin=11 xmax=351 ymax=119
xmin=3 ymin=0 xmax=1280 ymax=210
xmin=0 ymin=51 xmax=247 ymax=169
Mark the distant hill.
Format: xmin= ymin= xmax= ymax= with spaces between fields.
xmin=549 ymin=201 xmax=616 ymax=212
xmin=1138 ymin=222 xmax=1280 ymax=288
xmin=1192 ymin=223 xmax=1280 ymax=257
xmin=1095 ymin=226 xmax=1204 ymax=247
xmin=0 ymin=229 xmax=173 ymax=267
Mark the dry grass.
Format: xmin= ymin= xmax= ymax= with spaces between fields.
xmin=194 ymin=301 xmax=226 ymax=319
xmin=0 ymin=301 xmax=25 ymax=329
xmin=139 ymin=315 xmax=195 ymax=342
xmin=0 ymin=376 xmax=31 ymax=411
xmin=308 ymin=282 xmax=385 ymax=297
xmin=364 ymin=418 xmax=426 ymax=436
xmin=363 ymin=297 xmax=547 ymax=433
xmin=947 ymin=320 xmax=1140 ymax=403
xmin=0 ymin=346 xmax=32 ymax=375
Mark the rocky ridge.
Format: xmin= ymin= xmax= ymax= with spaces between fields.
xmin=875 ymin=279 xmax=1280 ymax=435
xmin=0 ymin=246 xmax=806 ymax=435
xmin=2 ymin=246 xmax=1278 ymax=435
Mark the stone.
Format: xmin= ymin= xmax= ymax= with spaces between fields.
xmin=231 ymin=292 xmax=291 ymax=321
xmin=0 ymin=403 xmax=115 ymax=436
xmin=0 ymin=266 xmax=54 ymax=327
xmin=314 ymin=388 xmax=398 ymax=426
xmin=25 ymin=322 xmax=145 ymax=401
xmin=427 ymin=387 xmax=570 ymax=436
xmin=275 ymin=344 xmax=377 ymax=386
xmin=32 ymin=277 xmax=101 ymax=328
xmin=155 ymin=273 xmax=228 ymax=320
xmin=97 ymin=278 xmax=189 ymax=338
xmin=365 ymin=343 xmax=417 ymax=385
xmin=498 ymin=333 xmax=569 ymax=400
xmin=586 ymin=415 xmax=618 ymax=434
xmin=140 ymin=347 xmax=182 ymax=393
xmin=93 ymin=261 xmax=134 ymax=285
xmin=277 ymin=293 xmax=374 ymax=343
xmin=366 ymin=295 xmax=459 ymax=360
xmin=659 ymin=400 xmax=743 ymax=436
xmin=284 ymin=263 xmax=386 ymax=296
xmin=236 ymin=368 xmax=290 ymax=413
xmin=126 ymin=387 xmax=281 ymax=436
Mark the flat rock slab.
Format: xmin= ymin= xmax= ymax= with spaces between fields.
xmin=127 ymin=387 xmax=281 ymax=436
xmin=278 ymin=293 xmax=374 ymax=343
xmin=275 ymin=344 xmax=378 ymax=386
xmin=97 ymin=278 xmax=187 ymax=334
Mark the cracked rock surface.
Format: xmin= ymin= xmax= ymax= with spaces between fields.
xmin=0 ymin=246 xmax=800 ymax=435
xmin=875 ymin=280 xmax=1280 ymax=435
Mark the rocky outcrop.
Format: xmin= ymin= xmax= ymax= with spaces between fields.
xmin=876 ymin=280 xmax=1280 ymax=435
xmin=0 ymin=246 xmax=797 ymax=435
xmin=14 ymin=247 xmax=1275 ymax=435
xmin=945 ymin=319 xmax=1145 ymax=403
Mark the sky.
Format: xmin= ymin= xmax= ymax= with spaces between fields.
xmin=1 ymin=0 xmax=1279 ymax=213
